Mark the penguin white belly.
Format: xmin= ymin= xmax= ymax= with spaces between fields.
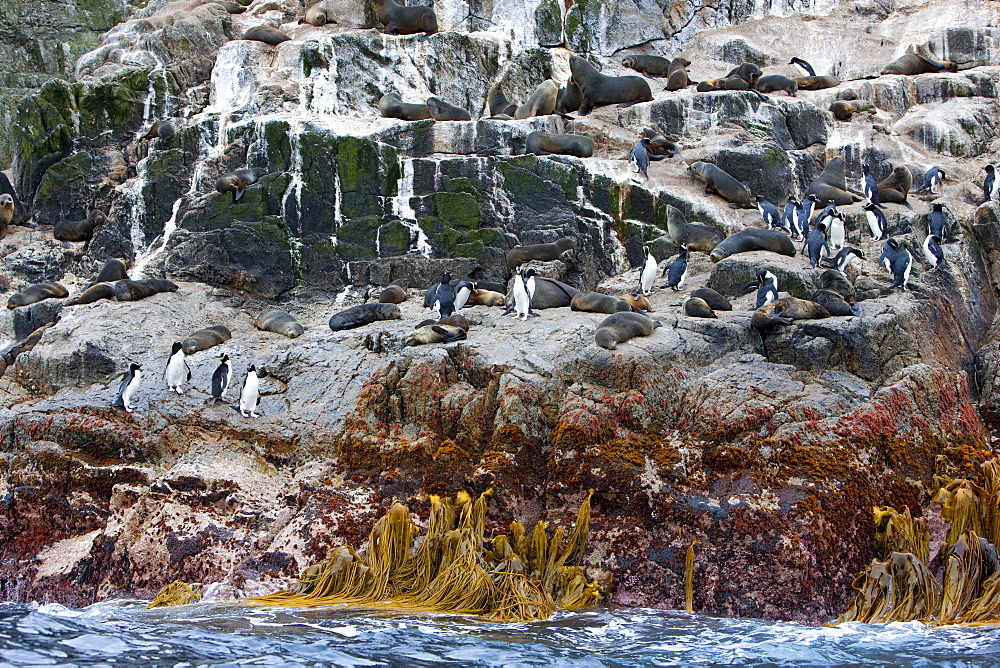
xmin=640 ymin=259 xmax=657 ymax=295
xmin=829 ymin=220 xmax=845 ymax=251
xmin=866 ymin=211 xmax=882 ymax=239
xmin=240 ymin=375 xmax=260 ymax=416
xmin=513 ymin=279 xmax=530 ymax=320
xmin=123 ymin=372 xmax=141 ymax=411
xmin=165 ymin=353 xmax=187 ymax=393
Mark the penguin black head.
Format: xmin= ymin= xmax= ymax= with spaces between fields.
xmin=937 ymin=169 xmax=946 ymax=180
xmin=848 ymin=247 xmax=866 ymax=259
xmin=130 ymin=362 xmax=143 ymax=372
xmin=515 ymin=265 xmax=524 ymax=276
xmin=987 ymin=165 xmax=996 ymax=174
xmin=170 ymin=341 xmax=183 ymax=355
xmin=247 ymin=363 xmax=257 ymax=372
xmin=523 ymin=268 xmax=538 ymax=278
xmin=932 ymin=203 xmax=943 ymax=212
xmin=220 ymin=353 xmax=230 ymax=363
xmin=639 ymin=137 xmax=651 ymax=146
xmin=755 ymin=195 xmax=764 ymax=204
xmin=863 ymin=201 xmax=877 ymax=211
xmin=788 ymin=197 xmax=800 ymax=205
xmin=816 ymin=220 xmax=828 ymax=233
xmin=887 ymin=238 xmax=900 ymax=250
xmin=440 ymin=272 xmax=452 ymax=284
xmin=756 ymin=268 xmax=768 ymax=282
xmin=807 ymin=194 xmax=819 ymax=203
xmin=643 ymin=245 xmax=651 ymax=256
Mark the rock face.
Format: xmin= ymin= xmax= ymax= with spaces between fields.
xmin=0 ymin=0 xmax=1000 ymax=625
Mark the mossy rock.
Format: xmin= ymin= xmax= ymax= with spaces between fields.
xmin=34 ymin=151 xmax=93 ymax=221
xmin=181 ymin=173 xmax=291 ymax=231
xmin=335 ymin=215 xmax=381 ymax=261
xmin=336 ymin=136 xmax=400 ymax=219
xmin=74 ymin=69 xmax=151 ymax=141
xmin=13 ymin=79 xmax=76 ymax=200
xmin=465 ymin=227 xmax=504 ymax=246
xmin=534 ymin=0 xmax=564 ymax=47
xmin=444 ymin=176 xmax=479 ymax=195
xmin=378 ymin=220 xmax=411 ymax=257
xmin=434 ymin=192 xmax=480 ymax=230
xmin=622 ymin=185 xmax=655 ymax=224
xmin=452 ymin=240 xmax=486 ymax=262
xmin=588 ymin=173 xmax=622 ymax=220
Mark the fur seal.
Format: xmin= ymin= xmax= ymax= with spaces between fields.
xmin=404 ymin=324 xmax=466 ymax=346
xmin=725 ymin=63 xmax=762 ymax=86
xmin=690 ymin=287 xmax=732 ymax=311
xmin=488 ymin=83 xmax=518 ymax=117
xmin=114 ymin=278 xmax=178 ymax=301
xmin=642 ymin=129 xmax=678 ymax=157
xmin=303 ymin=5 xmax=328 ymax=25
xmin=436 ymin=313 xmax=470 ymax=330
xmin=881 ymin=53 xmax=956 ymax=75
xmin=683 ymin=297 xmax=716 ymax=318
xmin=378 ymin=92 xmax=432 ymax=121
xmin=209 ymin=0 xmax=246 ymax=12
xmin=817 ymin=269 xmax=856 ymax=302
xmin=688 ymin=161 xmax=753 ymax=208
xmin=7 ymin=282 xmax=69 ymax=309
xmin=242 ymin=25 xmax=292 ymax=44
xmin=372 ymin=0 xmax=437 ymax=36
xmin=255 ymin=309 xmax=304 ymax=338
xmin=829 ymin=99 xmax=876 ymax=121
xmin=794 ymin=76 xmax=840 ymax=90
xmin=811 ymin=289 xmax=857 ymax=316
xmin=594 ymin=312 xmax=660 ymax=349
xmin=665 ymin=206 xmax=723 ymax=253
xmin=525 ymin=131 xmax=594 ymax=158
xmin=216 ymin=168 xmax=267 ymax=201
xmin=505 ymin=237 xmax=576 ymax=269
xmin=806 ymin=157 xmax=861 ymax=206
xmin=622 ymin=293 xmax=652 ymax=311
xmin=141 ymin=120 xmax=175 ymax=142
xmin=878 ymin=165 xmax=912 ymax=205
xmin=467 ymin=289 xmax=505 ymax=306
xmin=569 ymin=55 xmax=653 ymax=116
xmin=182 ymin=325 xmax=232 ymax=354
xmin=751 ymin=297 xmax=830 ymax=330
xmin=514 ymin=80 xmax=558 ymax=119
xmin=93 ymin=258 xmax=130 ymax=284
xmin=570 ymin=291 xmax=633 ymax=314
xmin=710 ymin=229 xmax=797 ymax=262
xmin=756 ymin=75 xmax=798 ymax=96
xmin=621 ymin=55 xmax=673 ymax=77
xmin=54 ymin=210 xmax=107 ymax=243
xmin=329 ymin=303 xmax=401 ymax=331
xmin=665 ymin=58 xmax=692 ymax=91
xmin=0 ymin=173 xmax=28 ymax=226
xmin=427 ymin=97 xmax=471 ymax=121
xmin=378 ymin=285 xmax=408 ymax=303
xmin=64 ymin=282 xmax=116 ymax=306
xmin=528 ymin=277 xmax=578 ymax=309
xmin=0 ymin=194 xmax=12 ymax=238
xmin=556 ymin=80 xmax=583 ymax=113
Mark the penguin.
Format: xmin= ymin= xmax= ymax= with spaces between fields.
xmin=163 ymin=341 xmax=191 ymax=394
xmin=927 ymin=203 xmax=948 ymax=241
xmin=813 ymin=202 xmax=838 ymax=230
xmin=879 ymin=239 xmax=912 ymax=290
xmin=862 ymin=164 xmax=881 ymax=207
xmin=239 ymin=363 xmax=260 ymax=418
xmin=789 ymin=57 xmax=817 ymax=76
xmin=827 ymin=211 xmax=846 ymax=252
xmin=806 ymin=221 xmax=830 ymax=268
xmin=864 ymin=201 xmax=888 ymax=240
xmin=755 ymin=196 xmax=783 ymax=233
xmin=796 ymin=194 xmax=818 ymax=239
xmin=917 ymin=167 xmax=944 ymax=194
xmin=453 ymin=280 xmax=476 ymax=313
xmin=639 ymin=245 xmax=658 ymax=295
xmin=423 ymin=272 xmax=452 ymax=308
xmin=210 ymin=353 xmax=232 ymax=404
xmin=661 ymin=246 xmax=688 ymax=291
xmin=431 ymin=273 xmax=456 ymax=318
xmin=628 ymin=137 xmax=652 ymax=180
xmin=112 ymin=362 xmax=143 ymax=413
xmin=752 ymin=269 xmax=778 ymax=308
xmin=783 ymin=198 xmax=800 ymax=239
xmin=512 ymin=266 xmax=535 ymax=321
xmin=821 ymin=247 xmax=865 ymax=273
xmin=877 ymin=239 xmax=895 ymax=273
xmin=985 ymin=165 xmax=1000 ymax=204
xmin=923 ymin=235 xmax=945 ymax=272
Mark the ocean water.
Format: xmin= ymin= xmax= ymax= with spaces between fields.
xmin=1 ymin=600 xmax=998 ymax=667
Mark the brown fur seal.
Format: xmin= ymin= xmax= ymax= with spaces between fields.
xmin=556 ymin=80 xmax=583 ymax=113
xmin=683 ymin=297 xmax=716 ymax=318
xmin=817 ymin=269 xmax=856 ymax=302
xmin=0 ymin=173 xmax=28 ymax=226
xmin=594 ymin=312 xmax=660 ymax=349
xmin=329 ymin=303 xmax=401 ymax=331
xmin=255 ymin=309 xmax=304 ymax=338
xmin=829 ymin=99 xmax=876 ymax=121
xmin=811 ymin=289 xmax=857 ymax=316
xmin=303 ymin=5 xmax=328 ymax=25
xmin=427 ymin=97 xmax=471 ymax=121
xmin=621 ymin=55 xmax=672 ymax=77
xmin=93 ymin=258 xmax=130 ymax=284
xmin=665 ymin=206 xmax=723 ymax=253
xmin=372 ymin=0 xmax=437 ymax=36
xmin=696 ymin=79 xmax=726 ymax=92
xmin=688 ymin=161 xmax=753 ymax=208
xmin=725 ymin=63 xmax=762 ymax=86
xmin=64 ymin=282 xmax=116 ymax=306
xmin=216 ymin=168 xmax=267 ymax=201
xmin=183 ymin=325 xmax=232 ymax=354
xmin=756 ymin=75 xmax=798 ymax=96
xmin=488 ymin=83 xmax=518 ymax=117
xmin=569 ymin=55 xmax=652 ymax=116
xmin=710 ymin=229 xmax=796 ymax=262
xmin=642 ymin=129 xmax=678 ymax=157
xmin=525 ymin=131 xmax=594 ymax=158
xmin=242 ymin=25 xmax=291 ymax=44
xmin=881 ymin=53 xmax=956 ymax=76
xmin=467 ymin=289 xmax=505 ymax=306
xmin=209 ymin=0 xmax=246 ymax=12
xmin=622 ymin=293 xmax=652 ymax=311
xmin=114 ymin=278 xmax=178 ymax=301
xmin=506 ymin=238 xmax=576 ymax=269
xmin=437 ymin=313 xmax=470 ymax=330
xmin=751 ymin=297 xmax=830 ymax=330
xmin=794 ymin=76 xmax=841 ymax=90
xmin=570 ymin=291 xmax=633 ymax=314
xmin=514 ymin=80 xmax=558 ymax=119
xmin=378 ymin=285 xmax=408 ymax=303
xmin=690 ymin=287 xmax=732 ymax=310
xmin=0 ymin=194 xmax=12 ymax=239
xmin=806 ymin=157 xmax=861 ymax=206
xmin=878 ymin=165 xmax=912 ymax=205
xmin=378 ymin=92 xmax=432 ymax=121
xmin=7 ymin=282 xmax=69 ymax=309
xmin=666 ymin=58 xmax=692 ymax=91
xmin=54 ymin=210 xmax=107 ymax=243
xmin=525 ymin=277 xmax=578 ymax=309
xmin=141 ymin=120 xmax=175 ymax=142
xmin=404 ymin=324 xmax=466 ymax=346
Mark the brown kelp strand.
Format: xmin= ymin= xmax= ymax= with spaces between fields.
xmin=147 ymin=580 xmax=203 ymax=609
xmin=247 ymin=489 xmax=599 ymax=621
xmin=836 ymin=459 xmax=1000 ymax=626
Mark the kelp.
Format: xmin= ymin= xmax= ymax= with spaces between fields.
xmin=247 ymin=489 xmax=598 ymax=621
xmin=938 ymin=532 xmax=984 ymax=622
xmin=685 ymin=540 xmax=697 ymax=612
xmin=147 ymin=580 xmax=202 ymax=608
xmin=873 ymin=506 xmax=929 ymax=563
xmin=835 ymin=552 xmax=939 ymax=624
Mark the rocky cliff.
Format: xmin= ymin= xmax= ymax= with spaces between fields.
xmin=0 ymin=0 xmax=999 ymax=622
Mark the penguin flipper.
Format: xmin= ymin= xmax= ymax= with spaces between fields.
xmin=742 ymin=280 xmax=761 ymax=292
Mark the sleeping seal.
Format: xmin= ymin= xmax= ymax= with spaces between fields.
xmin=526 ymin=131 xmax=594 ymax=158
xmin=329 ymin=303 xmax=401 ymax=330
xmin=7 ymin=283 xmax=69 ymax=309
xmin=378 ymin=92 xmax=432 ymax=121
xmin=710 ymin=229 xmax=797 ymax=262
xmin=255 ymin=310 xmax=304 ymax=338
xmin=751 ymin=297 xmax=830 ymax=330
xmin=506 ymin=238 xmax=576 ymax=269
xmin=594 ymin=312 xmax=660 ymax=349
xmin=182 ymin=325 xmax=232 ymax=354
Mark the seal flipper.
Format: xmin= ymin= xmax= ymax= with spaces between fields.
xmin=234 ymin=185 xmax=245 ymax=201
